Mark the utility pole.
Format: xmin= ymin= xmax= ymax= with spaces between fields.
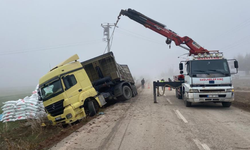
xmin=101 ymin=23 xmax=116 ymax=52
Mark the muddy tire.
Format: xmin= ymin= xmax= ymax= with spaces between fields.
xmin=88 ymin=100 xmax=96 ymax=116
xmin=222 ymin=102 xmax=231 ymax=107
xmin=119 ymin=85 xmax=132 ymax=100
xmin=62 ymin=124 xmax=68 ymax=128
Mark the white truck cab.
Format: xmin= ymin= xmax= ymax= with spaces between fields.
xmin=180 ymin=52 xmax=238 ymax=107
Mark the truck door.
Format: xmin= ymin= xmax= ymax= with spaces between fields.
xmin=62 ymin=73 xmax=81 ymax=103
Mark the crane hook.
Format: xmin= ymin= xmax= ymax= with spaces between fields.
xmin=166 ymin=38 xmax=172 ymax=49
xmin=166 ymin=38 xmax=172 ymax=45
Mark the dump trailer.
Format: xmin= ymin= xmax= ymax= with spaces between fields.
xmin=81 ymin=52 xmax=137 ymax=101
xmin=38 ymin=52 xmax=137 ymax=125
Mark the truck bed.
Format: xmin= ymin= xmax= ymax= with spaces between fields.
xmin=81 ymin=52 xmax=134 ymax=84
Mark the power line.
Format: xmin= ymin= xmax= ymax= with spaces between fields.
xmin=118 ymin=27 xmax=163 ymax=43
xmin=213 ymin=17 xmax=250 ymax=40
xmin=0 ymin=40 xmax=102 ymax=56
xmin=220 ymin=34 xmax=250 ymax=51
xmin=116 ymin=28 xmax=165 ymax=46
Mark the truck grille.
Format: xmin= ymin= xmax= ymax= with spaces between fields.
xmin=45 ymin=99 xmax=64 ymax=117
xmin=200 ymin=89 xmax=225 ymax=93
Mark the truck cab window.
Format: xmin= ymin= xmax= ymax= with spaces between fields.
xmin=40 ymin=79 xmax=63 ymax=101
xmin=63 ymin=75 xmax=77 ymax=90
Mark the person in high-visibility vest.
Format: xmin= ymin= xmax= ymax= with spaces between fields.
xmin=160 ymin=79 xmax=165 ymax=90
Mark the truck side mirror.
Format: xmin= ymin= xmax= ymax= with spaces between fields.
xmin=234 ymin=60 xmax=238 ymax=69
xmin=179 ymin=63 xmax=183 ymax=70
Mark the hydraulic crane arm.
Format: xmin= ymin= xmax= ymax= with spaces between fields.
xmin=117 ymin=8 xmax=209 ymax=55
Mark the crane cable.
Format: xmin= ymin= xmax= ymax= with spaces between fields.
xmin=109 ymin=17 xmax=121 ymax=52
xmin=103 ymin=25 xmax=117 ymax=54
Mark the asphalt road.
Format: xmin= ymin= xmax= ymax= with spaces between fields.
xmin=51 ymin=86 xmax=250 ymax=150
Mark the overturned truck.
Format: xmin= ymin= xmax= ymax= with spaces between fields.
xmin=39 ymin=52 xmax=137 ymax=125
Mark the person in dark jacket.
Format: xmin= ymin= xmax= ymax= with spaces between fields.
xmin=141 ymin=78 xmax=145 ymax=88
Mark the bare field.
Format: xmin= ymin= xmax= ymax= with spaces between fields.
xmin=0 ymin=87 xmax=33 ymax=113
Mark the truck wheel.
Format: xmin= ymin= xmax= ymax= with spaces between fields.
xmin=184 ymin=100 xmax=192 ymax=107
xmin=177 ymin=88 xmax=182 ymax=99
xmin=183 ymin=92 xmax=191 ymax=107
xmin=119 ymin=85 xmax=132 ymax=100
xmin=222 ymin=102 xmax=231 ymax=107
xmin=88 ymin=100 xmax=97 ymax=116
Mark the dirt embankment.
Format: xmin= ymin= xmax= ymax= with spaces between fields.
xmin=232 ymin=79 xmax=250 ymax=112
xmin=234 ymin=92 xmax=250 ymax=112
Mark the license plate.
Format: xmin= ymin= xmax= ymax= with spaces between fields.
xmin=208 ymin=95 xmax=217 ymax=97
xmin=55 ymin=116 xmax=61 ymax=121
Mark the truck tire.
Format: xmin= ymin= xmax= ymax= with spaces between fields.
xmin=184 ymin=100 xmax=192 ymax=107
xmin=177 ymin=88 xmax=182 ymax=99
xmin=222 ymin=102 xmax=231 ymax=107
xmin=88 ymin=100 xmax=97 ymax=116
xmin=183 ymin=92 xmax=191 ymax=107
xmin=119 ymin=85 xmax=132 ymax=100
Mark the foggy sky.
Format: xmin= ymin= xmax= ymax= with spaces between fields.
xmin=0 ymin=0 xmax=250 ymax=89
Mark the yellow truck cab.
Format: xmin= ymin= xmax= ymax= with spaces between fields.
xmin=39 ymin=52 xmax=137 ymax=125
xmin=39 ymin=55 xmax=105 ymax=125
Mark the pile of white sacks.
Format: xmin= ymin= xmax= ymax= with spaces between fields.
xmin=1 ymin=85 xmax=47 ymax=123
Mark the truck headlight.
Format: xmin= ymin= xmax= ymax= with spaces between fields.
xmin=189 ymin=89 xmax=199 ymax=93
xmin=226 ymin=89 xmax=234 ymax=92
xmin=66 ymin=113 xmax=72 ymax=119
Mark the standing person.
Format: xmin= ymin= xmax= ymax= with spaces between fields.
xmin=160 ymin=79 xmax=165 ymax=91
xmin=141 ymin=78 xmax=145 ymax=89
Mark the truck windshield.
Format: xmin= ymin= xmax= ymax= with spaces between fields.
xmin=40 ymin=78 xmax=63 ymax=101
xmin=190 ymin=59 xmax=230 ymax=77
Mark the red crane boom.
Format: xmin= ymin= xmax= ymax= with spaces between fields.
xmin=117 ymin=8 xmax=209 ymax=55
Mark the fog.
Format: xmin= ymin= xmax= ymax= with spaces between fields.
xmin=0 ymin=0 xmax=249 ymax=91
